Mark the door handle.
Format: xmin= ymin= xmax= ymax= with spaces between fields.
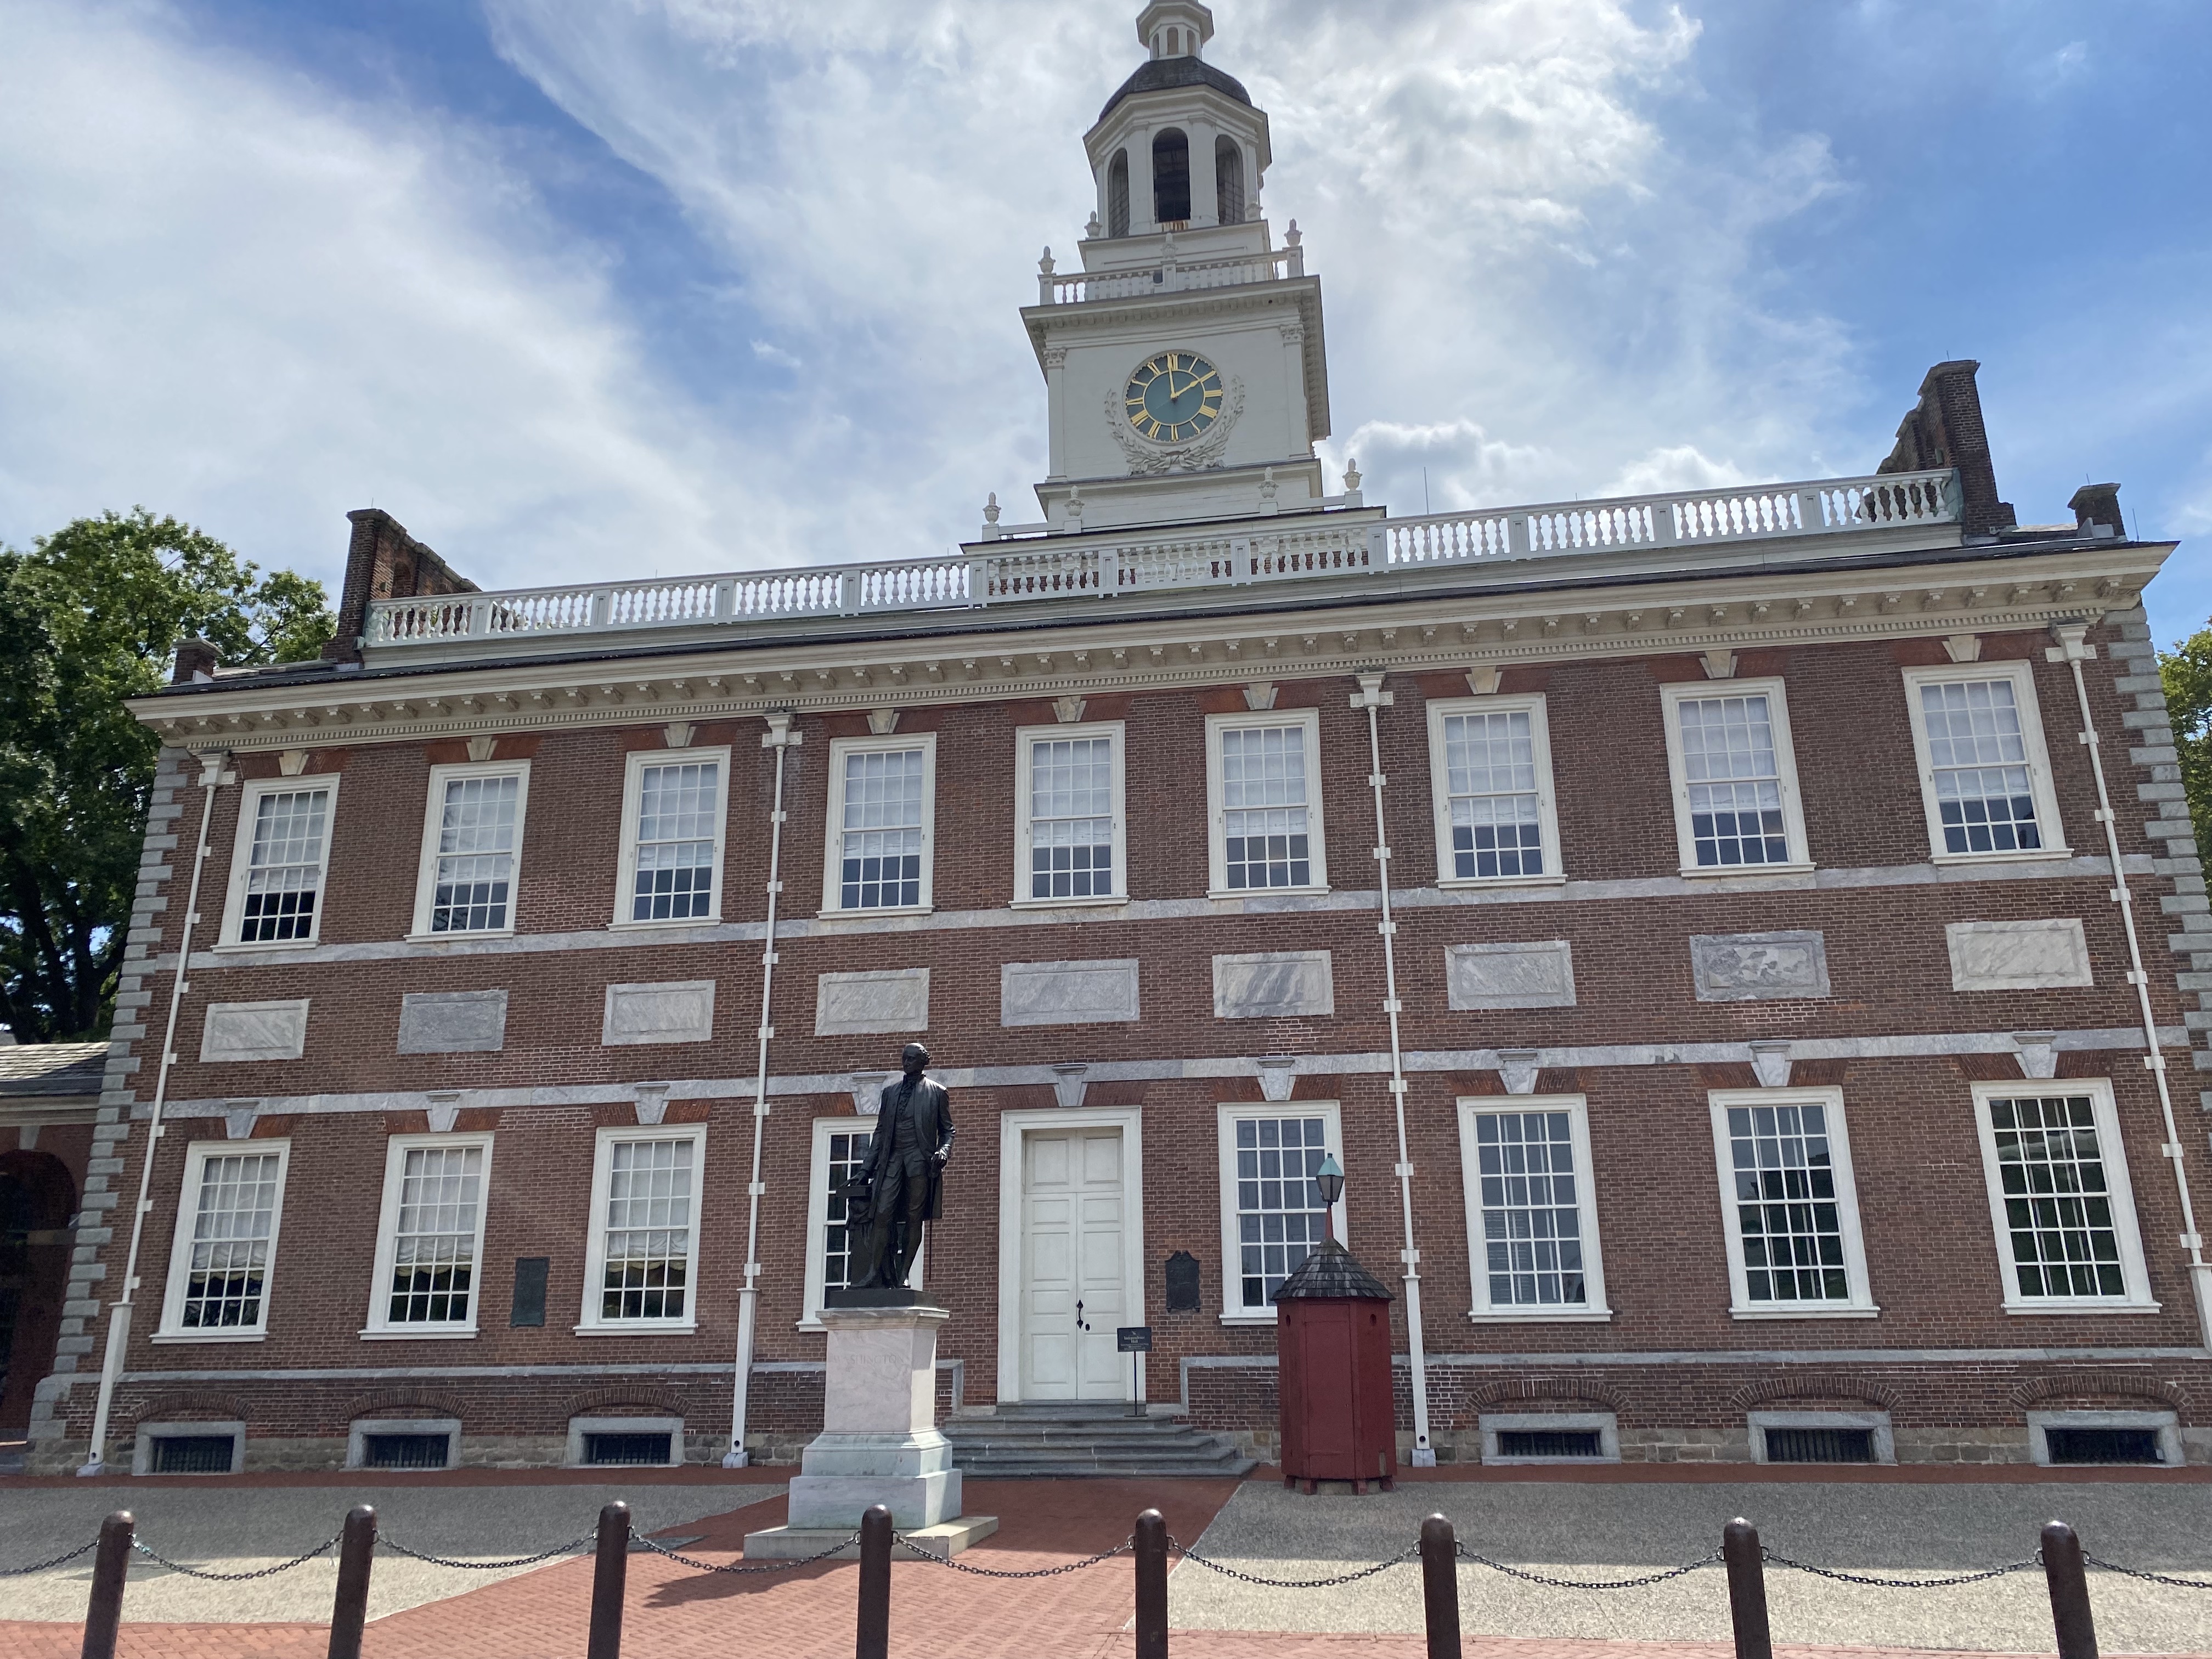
xmin=1075 ymin=1299 xmax=1091 ymax=1333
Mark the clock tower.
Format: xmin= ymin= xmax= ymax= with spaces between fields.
xmin=1012 ymin=2 xmax=1333 ymax=535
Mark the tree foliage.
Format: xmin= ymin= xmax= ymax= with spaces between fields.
xmin=2165 ymin=620 xmax=2212 ymax=884
xmin=0 ymin=510 xmax=332 ymax=1041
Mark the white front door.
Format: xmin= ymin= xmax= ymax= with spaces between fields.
xmin=1019 ymin=1127 xmax=1127 ymax=1401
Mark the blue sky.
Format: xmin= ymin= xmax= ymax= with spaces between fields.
xmin=1 ymin=0 xmax=2205 ymax=645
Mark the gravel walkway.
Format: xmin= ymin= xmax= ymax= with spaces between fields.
xmin=0 ymin=1480 xmax=782 ymax=1624
xmin=1168 ymin=1479 xmax=2212 ymax=1653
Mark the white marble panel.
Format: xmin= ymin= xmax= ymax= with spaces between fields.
xmin=1689 ymin=933 xmax=1830 ymax=1002
xmin=397 ymin=989 xmax=508 ymax=1054
xmin=1000 ymin=959 xmax=1141 ymax=1027
xmin=199 ymin=1000 xmax=308 ymax=1063
xmin=1946 ymin=919 xmax=2093 ymax=991
xmin=816 ymin=969 xmax=929 ymax=1036
xmin=818 ymin=1307 xmax=946 ymax=1435
xmin=601 ymin=980 xmax=716 ymax=1046
xmin=1446 ymin=941 xmax=1577 ymax=1010
xmin=1212 ymin=951 xmax=1334 ymax=1019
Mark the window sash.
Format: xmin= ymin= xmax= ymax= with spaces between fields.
xmin=413 ymin=764 xmax=529 ymax=938
xmin=623 ymin=755 xmax=725 ymax=922
xmin=1207 ymin=712 xmax=1326 ymax=895
xmin=1977 ymin=1090 xmax=2149 ymax=1304
xmin=1661 ymin=680 xmax=1807 ymax=873
xmin=239 ymin=787 xmax=331 ymax=943
xmin=1707 ymin=1091 xmax=1872 ymax=1316
xmin=1028 ymin=736 xmax=1115 ymax=899
xmin=583 ymin=1132 xmax=703 ymax=1328
xmin=825 ymin=738 xmax=934 ymax=913
xmin=377 ymin=1142 xmax=488 ymax=1328
xmin=1920 ymin=678 xmax=2042 ymax=855
xmin=1219 ymin=1110 xmax=1341 ymax=1314
xmin=1443 ymin=709 xmax=1543 ymax=879
xmin=1472 ymin=1109 xmax=1588 ymax=1307
xmin=160 ymin=1142 xmax=290 ymax=1338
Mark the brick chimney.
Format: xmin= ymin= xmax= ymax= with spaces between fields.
xmin=2067 ymin=482 xmax=2124 ymax=540
xmin=322 ymin=509 xmax=478 ymax=663
xmin=171 ymin=637 xmax=219 ymax=685
xmin=1877 ymin=360 xmax=2017 ymax=539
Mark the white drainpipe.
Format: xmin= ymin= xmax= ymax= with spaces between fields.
xmin=726 ymin=711 xmax=799 ymax=1465
xmin=82 ymin=748 xmax=229 ymax=1475
xmin=2052 ymin=624 xmax=2212 ymax=1348
xmin=1350 ymin=672 xmax=1436 ymax=1465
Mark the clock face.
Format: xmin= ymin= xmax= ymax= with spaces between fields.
xmin=1124 ymin=351 xmax=1224 ymax=443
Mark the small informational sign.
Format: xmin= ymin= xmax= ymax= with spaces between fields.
xmin=1116 ymin=1325 xmax=1154 ymax=1353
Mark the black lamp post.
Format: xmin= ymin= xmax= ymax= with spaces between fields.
xmin=1315 ymin=1153 xmax=1344 ymax=1240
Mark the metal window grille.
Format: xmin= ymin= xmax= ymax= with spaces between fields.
xmin=1222 ymin=726 xmax=1311 ymax=889
xmin=2045 ymin=1427 xmax=2162 ymax=1465
xmin=1473 ymin=1110 xmax=1586 ymax=1307
xmin=822 ymin=1130 xmax=873 ymax=1297
xmin=1215 ymin=136 xmax=1244 ymax=224
xmin=1725 ymin=1103 xmax=1852 ymax=1302
xmin=430 ymin=774 xmax=520 ymax=932
xmin=151 ymin=1435 xmax=236 ymax=1474
xmin=631 ymin=761 xmax=719 ymax=920
xmin=239 ymin=787 xmax=329 ymax=941
xmin=1989 ymin=1094 xmax=2126 ymax=1297
xmin=1922 ymin=680 xmax=2042 ymax=854
xmin=1236 ymin=1116 xmax=1330 ymax=1308
xmin=1444 ymin=711 xmax=1544 ymax=878
xmin=1029 ymin=737 xmax=1115 ymax=899
xmin=583 ymin=1431 xmax=672 ymax=1466
xmin=1678 ymin=695 xmax=1790 ymax=866
xmin=599 ymin=1138 xmax=693 ymax=1321
xmin=386 ymin=1145 xmax=483 ymax=1325
xmin=1764 ymin=1426 xmax=1874 ymax=1464
xmin=363 ymin=1432 xmax=450 ymax=1470
xmin=179 ymin=1152 xmax=281 ymax=1329
xmin=839 ymin=749 xmax=925 ymax=909
xmin=1497 ymin=1429 xmax=1602 ymax=1459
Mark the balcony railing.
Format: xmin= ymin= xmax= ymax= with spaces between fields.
xmin=363 ymin=469 xmax=1960 ymax=649
xmin=1039 ymin=243 xmax=1304 ymax=305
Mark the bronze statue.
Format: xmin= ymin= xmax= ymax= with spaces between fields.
xmin=846 ymin=1043 xmax=953 ymax=1290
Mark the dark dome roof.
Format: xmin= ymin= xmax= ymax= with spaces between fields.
xmin=1270 ymin=1239 xmax=1394 ymax=1302
xmin=1098 ymin=56 xmax=1252 ymax=123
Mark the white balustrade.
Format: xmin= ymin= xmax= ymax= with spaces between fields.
xmin=362 ymin=469 xmax=1960 ymax=650
xmin=1042 ymin=249 xmax=1297 ymax=305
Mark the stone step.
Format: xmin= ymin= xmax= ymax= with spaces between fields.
xmin=941 ymin=1410 xmax=1255 ymax=1479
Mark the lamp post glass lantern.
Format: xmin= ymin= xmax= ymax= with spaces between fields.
xmin=1316 ymin=1154 xmax=1344 ymax=1238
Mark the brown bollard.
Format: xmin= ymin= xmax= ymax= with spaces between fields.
xmin=2042 ymin=1521 xmax=2099 ymax=1659
xmin=1723 ymin=1519 xmax=1773 ymax=1659
xmin=80 ymin=1510 xmax=134 ymax=1659
xmin=1134 ymin=1509 xmax=1169 ymax=1659
xmin=588 ymin=1502 xmax=631 ymax=1659
xmin=855 ymin=1504 xmax=893 ymax=1659
xmin=327 ymin=1504 xmax=377 ymax=1659
xmin=1419 ymin=1514 xmax=1459 ymax=1659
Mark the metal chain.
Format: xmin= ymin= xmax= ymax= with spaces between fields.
xmin=1762 ymin=1548 xmax=2039 ymax=1589
xmin=1171 ymin=1535 xmax=1422 ymax=1589
xmin=131 ymin=1534 xmax=338 ymax=1582
xmin=376 ymin=1532 xmax=595 ymax=1571
xmin=1457 ymin=1543 xmax=1722 ymax=1590
xmin=2085 ymin=1553 xmax=2212 ymax=1590
xmin=632 ymin=1530 xmax=862 ymax=1575
xmin=0 ymin=1540 xmax=99 ymax=1577
xmin=892 ymin=1531 xmax=1132 ymax=1578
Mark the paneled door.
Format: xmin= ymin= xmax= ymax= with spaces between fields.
xmin=1019 ymin=1128 xmax=1127 ymax=1401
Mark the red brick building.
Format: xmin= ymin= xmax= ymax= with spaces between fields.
xmin=24 ymin=3 xmax=2210 ymax=1476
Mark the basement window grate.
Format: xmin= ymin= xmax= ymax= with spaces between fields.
xmin=584 ymin=1432 xmax=672 ymax=1467
xmin=2046 ymin=1427 xmax=2163 ymax=1465
xmin=1764 ymin=1427 xmax=1875 ymax=1464
xmin=1496 ymin=1430 xmax=1603 ymax=1459
xmin=363 ymin=1432 xmax=450 ymax=1470
xmin=151 ymin=1435 xmax=235 ymax=1474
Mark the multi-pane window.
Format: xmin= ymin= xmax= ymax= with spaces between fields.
xmin=1026 ymin=736 xmax=1115 ymax=900
xmin=374 ymin=1142 xmax=488 ymax=1329
xmin=161 ymin=1144 xmax=289 ymax=1336
xmin=833 ymin=745 xmax=929 ymax=911
xmin=1678 ymin=695 xmax=1788 ymax=866
xmin=1230 ymin=1115 xmax=1332 ymax=1311
xmin=1472 ymin=1111 xmax=1586 ymax=1308
xmin=589 ymin=1135 xmax=699 ymax=1325
xmin=1903 ymin=666 xmax=2066 ymax=861
xmin=416 ymin=767 xmax=527 ymax=935
xmin=238 ymin=787 xmax=331 ymax=942
xmin=1211 ymin=715 xmax=1324 ymax=891
xmin=1712 ymin=1096 xmax=1870 ymax=1308
xmin=820 ymin=1128 xmax=873 ymax=1298
xmin=1444 ymin=710 xmax=1542 ymax=878
xmin=629 ymin=759 xmax=721 ymax=921
xmin=1984 ymin=1093 xmax=2131 ymax=1300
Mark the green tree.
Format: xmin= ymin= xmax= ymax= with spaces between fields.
xmin=0 ymin=510 xmax=332 ymax=1042
xmin=2164 ymin=619 xmax=2212 ymax=883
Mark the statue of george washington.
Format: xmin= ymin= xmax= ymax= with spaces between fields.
xmin=844 ymin=1042 xmax=953 ymax=1291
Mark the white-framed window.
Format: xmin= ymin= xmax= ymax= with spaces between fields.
xmin=410 ymin=761 xmax=531 ymax=938
xmin=1013 ymin=722 xmax=1127 ymax=906
xmin=1660 ymin=680 xmax=1811 ymax=874
xmin=578 ymin=1125 xmax=705 ymax=1334
xmin=155 ymin=1140 xmax=291 ymax=1340
xmin=362 ymin=1133 xmax=494 ymax=1339
xmin=1455 ymin=1096 xmax=1611 ymax=1321
xmin=1970 ymin=1080 xmax=2155 ymax=1313
xmin=218 ymin=776 xmax=341 ymax=947
xmin=1215 ymin=1101 xmax=1345 ymax=1322
xmin=1425 ymin=696 xmax=1562 ymax=887
xmin=1204 ymin=709 xmax=1328 ymax=897
xmin=612 ymin=747 xmax=731 ymax=926
xmin=1707 ymin=1088 xmax=1877 ymax=1317
xmin=821 ymin=735 xmax=936 ymax=915
xmin=1901 ymin=663 xmax=2069 ymax=862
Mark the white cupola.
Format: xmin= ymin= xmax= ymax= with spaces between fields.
xmin=1138 ymin=1 xmax=1213 ymax=60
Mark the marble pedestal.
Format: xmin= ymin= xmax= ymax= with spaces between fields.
xmin=744 ymin=1302 xmax=997 ymax=1559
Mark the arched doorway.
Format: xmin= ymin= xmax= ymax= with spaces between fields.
xmin=0 ymin=1150 xmax=77 ymax=1438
